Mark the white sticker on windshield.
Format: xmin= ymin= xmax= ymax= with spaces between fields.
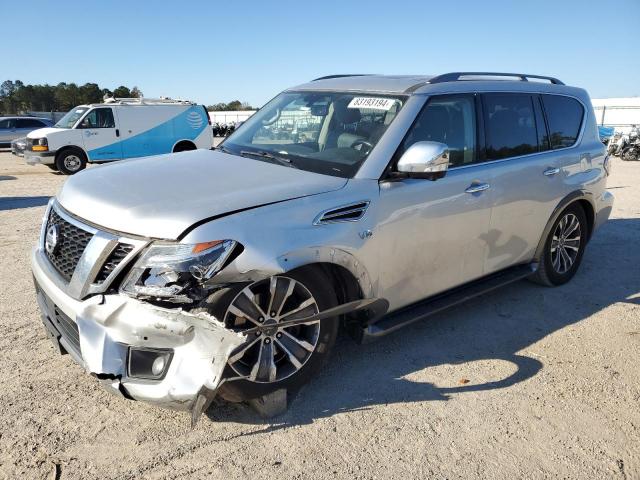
xmin=348 ymin=97 xmax=396 ymax=110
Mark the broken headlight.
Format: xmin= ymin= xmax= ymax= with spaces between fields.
xmin=121 ymin=240 xmax=237 ymax=303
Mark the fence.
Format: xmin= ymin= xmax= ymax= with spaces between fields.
xmin=26 ymin=111 xmax=67 ymax=123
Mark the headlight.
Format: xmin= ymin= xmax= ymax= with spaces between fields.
xmin=121 ymin=240 xmax=238 ymax=303
xmin=32 ymin=138 xmax=48 ymax=152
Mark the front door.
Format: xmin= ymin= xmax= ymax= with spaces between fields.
xmin=376 ymin=94 xmax=492 ymax=311
xmin=78 ymin=107 xmax=122 ymax=161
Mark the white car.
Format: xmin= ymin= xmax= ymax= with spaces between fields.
xmin=24 ymin=98 xmax=213 ymax=174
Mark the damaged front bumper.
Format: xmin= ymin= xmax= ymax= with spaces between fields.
xmin=32 ymin=247 xmax=245 ymax=414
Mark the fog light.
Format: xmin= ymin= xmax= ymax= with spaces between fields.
xmin=128 ymin=348 xmax=173 ymax=380
xmin=152 ymin=356 xmax=166 ymax=376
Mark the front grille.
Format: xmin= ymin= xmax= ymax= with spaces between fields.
xmin=45 ymin=209 xmax=94 ymax=282
xmin=95 ymin=243 xmax=134 ymax=284
xmin=53 ymin=307 xmax=81 ymax=355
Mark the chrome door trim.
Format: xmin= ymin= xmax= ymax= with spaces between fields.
xmin=543 ymin=167 xmax=561 ymax=176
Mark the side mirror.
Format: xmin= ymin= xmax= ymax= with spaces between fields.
xmin=396 ymin=141 xmax=449 ymax=180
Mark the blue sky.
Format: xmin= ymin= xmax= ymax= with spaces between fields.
xmin=6 ymin=0 xmax=639 ymax=106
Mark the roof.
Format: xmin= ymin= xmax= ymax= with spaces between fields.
xmin=290 ymin=72 xmax=576 ymax=96
xmin=291 ymin=75 xmax=433 ymax=95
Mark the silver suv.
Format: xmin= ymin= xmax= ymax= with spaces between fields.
xmin=0 ymin=116 xmax=53 ymax=146
xmin=31 ymin=72 xmax=613 ymax=422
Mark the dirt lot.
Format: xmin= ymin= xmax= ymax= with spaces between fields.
xmin=0 ymin=151 xmax=638 ymax=480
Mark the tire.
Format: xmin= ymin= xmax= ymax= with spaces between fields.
xmin=55 ymin=148 xmax=87 ymax=175
xmin=46 ymin=164 xmax=58 ymax=171
xmin=529 ymin=204 xmax=588 ymax=287
xmin=204 ymin=267 xmax=339 ymax=401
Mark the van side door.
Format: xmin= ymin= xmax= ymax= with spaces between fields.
xmin=376 ymin=94 xmax=492 ymax=311
xmin=481 ymin=93 xmax=576 ymax=273
xmin=78 ymin=107 xmax=123 ymax=161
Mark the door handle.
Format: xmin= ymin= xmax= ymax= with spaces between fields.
xmin=115 ymin=129 xmax=120 ymax=137
xmin=543 ymin=167 xmax=560 ymax=176
xmin=465 ymin=183 xmax=491 ymax=194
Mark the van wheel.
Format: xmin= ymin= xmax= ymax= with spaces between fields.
xmin=173 ymin=141 xmax=196 ymax=153
xmin=201 ymin=267 xmax=339 ymax=402
xmin=530 ymin=204 xmax=588 ymax=286
xmin=55 ymin=148 xmax=87 ymax=175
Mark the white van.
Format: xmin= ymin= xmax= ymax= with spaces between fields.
xmin=25 ymin=98 xmax=213 ymax=174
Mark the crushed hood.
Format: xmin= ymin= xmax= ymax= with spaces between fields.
xmin=57 ymin=149 xmax=347 ymax=239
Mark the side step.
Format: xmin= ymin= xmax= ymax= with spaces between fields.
xmin=360 ymin=263 xmax=537 ymax=343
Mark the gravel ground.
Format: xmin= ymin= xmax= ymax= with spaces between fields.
xmin=0 ymin=151 xmax=638 ymax=480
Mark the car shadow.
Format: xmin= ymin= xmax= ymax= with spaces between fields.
xmin=205 ymin=217 xmax=639 ymax=431
xmin=0 ymin=196 xmax=50 ymax=211
xmin=0 ymin=175 xmax=17 ymax=181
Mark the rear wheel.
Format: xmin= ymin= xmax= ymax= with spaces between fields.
xmin=55 ymin=148 xmax=87 ymax=175
xmin=206 ymin=267 xmax=339 ymax=401
xmin=173 ymin=141 xmax=196 ymax=153
xmin=530 ymin=204 xmax=588 ymax=286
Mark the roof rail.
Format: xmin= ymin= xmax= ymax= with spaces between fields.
xmin=312 ymin=74 xmax=371 ymax=81
xmin=428 ymin=72 xmax=565 ymax=85
xmin=103 ymin=97 xmax=194 ymax=105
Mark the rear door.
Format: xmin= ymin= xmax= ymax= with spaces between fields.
xmin=0 ymin=118 xmax=17 ymax=143
xmin=78 ymin=107 xmax=123 ymax=161
xmin=376 ymin=94 xmax=493 ymax=311
xmin=482 ymin=93 xmax=567 ymax=273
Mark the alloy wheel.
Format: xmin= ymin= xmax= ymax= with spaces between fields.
xmin=224 ymin=276 xmax=320 ymax=383
xmin=550 ymin=213 xmax=581 ymax=274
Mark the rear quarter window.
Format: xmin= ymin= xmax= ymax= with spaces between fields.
xmin=541 ymin=95 xmax=584 ymax=149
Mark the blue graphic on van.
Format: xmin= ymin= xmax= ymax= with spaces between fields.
xmin=87 ymin=106 xmax=207 ymax=161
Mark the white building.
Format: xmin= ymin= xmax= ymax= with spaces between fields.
xmin=592 ymin=97 xmax=640 ymax=133
xmin=207 ymin=110 xmax=256 ymax=124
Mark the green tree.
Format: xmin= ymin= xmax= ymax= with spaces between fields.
xmin=112 ymin=86 xmax=132 ymax=98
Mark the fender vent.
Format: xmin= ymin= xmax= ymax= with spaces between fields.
xmin=314 ymin=201 xmax=370 ymax=224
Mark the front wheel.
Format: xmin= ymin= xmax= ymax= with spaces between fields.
xmin=530 ymin=204 xmax=588 ymax=286
xmin=55 ymin=148 xmax=87 ymax=175
xmin=206 ymin=267 xmax=339 ymax=401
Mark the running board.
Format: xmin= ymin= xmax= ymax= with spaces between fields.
xmin=360 ymin=263 xmax=537 ymax=343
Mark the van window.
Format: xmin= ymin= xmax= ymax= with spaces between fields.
xmin=483 ymin=93 xmax=537 ymax=160
xmin=541 ymin=95 xmax=584 ymax=149
xmin=79 ymin=108 xmax=115 ymax=129
xmin=398 ymin=94 xmax=476 ymax=168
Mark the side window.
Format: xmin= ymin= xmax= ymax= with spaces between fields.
xmin=398 ymin=95 xmax=476 ymax=168
xmin=0 ymin=119 xmax=15 ymax=129
xmin=16 ymin=119 xmax=46 ymax=128
xmin=541 ymin=95 xmax=584 ymax=149
xmin=79 ymin=108 xmax=115 ymax=129
xmin=483 ymin=93 xmax=538 ymax=160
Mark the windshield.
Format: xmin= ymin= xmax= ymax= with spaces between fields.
xmin=55 ymin=107 xmax=89 ymax=129
xmin=222 ymin=91 xmax=405 ymax=178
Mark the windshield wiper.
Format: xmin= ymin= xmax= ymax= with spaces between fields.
xmin=239 ymin=150 xmax=298 ymax=169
